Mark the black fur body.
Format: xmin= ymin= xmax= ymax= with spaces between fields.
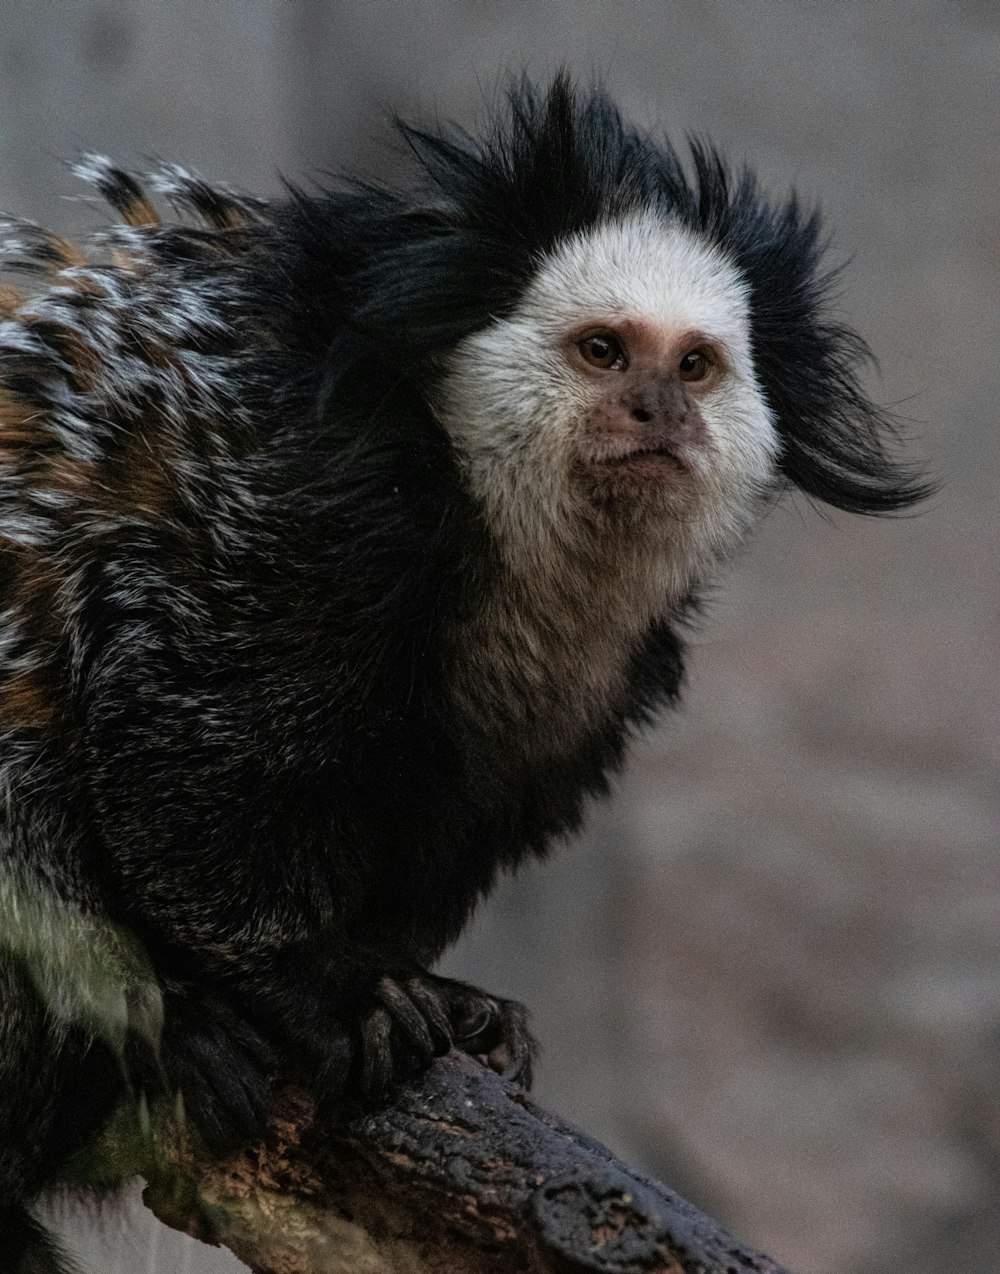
xmin=0 ymin=79 xmax=926 ymax=1267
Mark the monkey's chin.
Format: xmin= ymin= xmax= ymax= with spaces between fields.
xmin=573 ymin=449 xmax=702 ymax=518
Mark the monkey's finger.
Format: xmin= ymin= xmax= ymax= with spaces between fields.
xmin=359 ymin=1006 xmax=394 ymax=1101
xmin=499 ymin=1037 xmax=533 ymax=1090
xmin=491 ymin=1001 xmax=535 ymax=1089
xmin=404 ymin=978 xmax=453 ymax=1050
xmin=316 ymin=1030 xmax=353 ymax=1099
xmin=451 ymin=997 xmax=496 ymax=1046
xmin=374 ymin=977 xmax=435 ymax=1062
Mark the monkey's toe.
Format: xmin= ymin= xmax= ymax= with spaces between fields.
xmin=415 ymin=975 xmax=536 ymax=1090
xmin=355 ymin=973 xmax=454 ymax=1104
xmin=353 ymin=972 xmax=535 ymax=1103
xmin=463 ymin=994 xmax=535 ymax=1089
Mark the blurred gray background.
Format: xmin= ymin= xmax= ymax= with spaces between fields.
xmin=2 ymin=3 xmax=996 ymax=1272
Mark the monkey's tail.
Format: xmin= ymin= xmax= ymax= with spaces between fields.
xmin=1 ymin=1205 xmax=82 ymax=1274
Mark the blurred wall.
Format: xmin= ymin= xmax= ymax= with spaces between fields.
xmin=2 ymin=4 xmax=996 ymax=1272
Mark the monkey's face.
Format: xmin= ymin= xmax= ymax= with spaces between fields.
xmin=436 ymin=213 xmax=780 ymax=585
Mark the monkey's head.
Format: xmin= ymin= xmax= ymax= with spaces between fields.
xmin=345 ymin=76 xmax=928 ymax=593
xmin=435 ymin=211 xmax=777 ymax=586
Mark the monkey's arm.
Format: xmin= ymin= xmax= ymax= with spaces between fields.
xmin=152 ymin=911 xmax=534 ymax=1117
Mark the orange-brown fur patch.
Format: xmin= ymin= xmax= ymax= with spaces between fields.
xmin=0 ymin=286 xmax=27 ymax=317
xmin=60 ymin=269 xmax=108 ymax=298
xmin=206 ymin=206 xmax=250 ymax=232
xmin=0 ymin=331 xmax=181 ymax=522
xmin=10 ymin=551 xmax=63 ymax=620
xmin=41 ymin=232 xmax=88 ymax=271
xmin=110 ymin=423 xmax=179 ymax=520
xmin=44 ymin=454 xmax=98 ymax=497
xmin=0 ymin=386 xmax=46 ymax=450
xmin=0 ymin=548 xmax=68 ymax=735
xmin=2 ymin=665 xmax=61 ymax=731
xmin=118 ymin=192 xmax=161 ymax=230
xmin=16 ymin=314 xmax=102 ymax=391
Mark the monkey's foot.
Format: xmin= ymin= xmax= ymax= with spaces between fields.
xmin=158 ymin=982 xmax=277 ymax=1150
xmin=357 ymin=972 xmax=534 ymax=1103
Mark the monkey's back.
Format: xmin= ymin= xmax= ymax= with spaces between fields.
xmin=0 ymin=164 xmax=509 ymax=970
xmin=0 ymin=165 xmax=278 ymax=747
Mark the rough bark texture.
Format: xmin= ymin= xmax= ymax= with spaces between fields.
xmin=142 ymin=1051 xmax=796 ymax=1274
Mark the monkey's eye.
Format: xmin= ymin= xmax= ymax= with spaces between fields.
xmin=678 ymin=348 xmax=713 ymax=382
xmin=577 ymin=331 xmax=627 ymax=371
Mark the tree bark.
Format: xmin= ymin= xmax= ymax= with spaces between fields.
xmin=143 ymin=1051 xmax=795 ymax=1274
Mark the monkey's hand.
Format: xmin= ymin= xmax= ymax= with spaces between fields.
xmin=353 ymin=971 xmax=534 ymax=1104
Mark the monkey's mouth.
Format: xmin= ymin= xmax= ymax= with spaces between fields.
xmin=590 ymin=444 xmax=691 ymax=474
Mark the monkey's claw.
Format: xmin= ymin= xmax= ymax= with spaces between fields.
xmin=453 ymin=990 xmax=535 ymax=1089
xmin=411 ymin=974 xmax=536 ymax=1089
xmin=355 ymin=972 xmax=534 ymax=1102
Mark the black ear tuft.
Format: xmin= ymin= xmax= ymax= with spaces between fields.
xmin=664 ymin=142 xmax=933 ymax=514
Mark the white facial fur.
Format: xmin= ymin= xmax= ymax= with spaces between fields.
xmin=435 ymin=213 xmax=781 ymax=749
xmin=438 ymin=213 xmax=778 ymax=579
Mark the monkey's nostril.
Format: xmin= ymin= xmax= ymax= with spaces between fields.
xmin=630 ymin=406 xmax=653 ymax=424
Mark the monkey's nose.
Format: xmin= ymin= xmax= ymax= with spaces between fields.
xmin=619 ymin=388 xmax=703 ymax=449
xmin=620 ymin=377 xmax=689 ymax=428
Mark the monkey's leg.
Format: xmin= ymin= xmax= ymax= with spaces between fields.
xmin=0 ymin=957 xmax=123 ymax=1274
xmin=155 ymin=978 xmax=277 ymax=1150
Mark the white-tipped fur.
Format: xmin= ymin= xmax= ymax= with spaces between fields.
xmin=436 ymin=214 xmax=780 ymax=751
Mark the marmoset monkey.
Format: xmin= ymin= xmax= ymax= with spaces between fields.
xmin=0 ymin=77 xmax=927 ymax=1269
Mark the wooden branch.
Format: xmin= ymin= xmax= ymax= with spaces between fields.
xmin=141 ymin=1051 xmax=795 ymax=1274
